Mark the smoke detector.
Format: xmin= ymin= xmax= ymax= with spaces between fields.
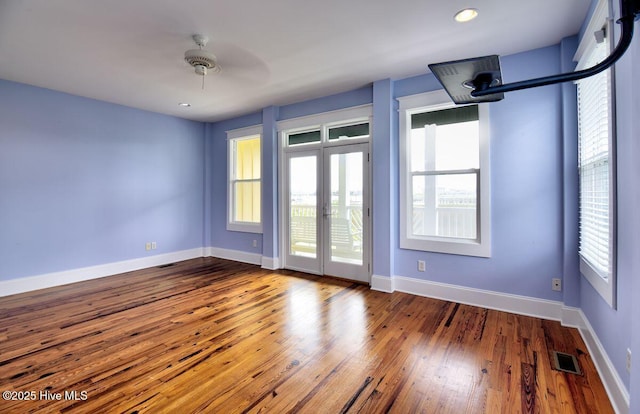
xmin=184 ymin=34 xmax=221 ymax=76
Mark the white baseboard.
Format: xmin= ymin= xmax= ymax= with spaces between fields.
xmin=206 ymin=247 xmax=262 ymax=266
xmin=576 ymin=309 xmax=630 ymax=414
xmin=559 ymin=306 xmax=585 ymax=329
xmin=373 ymin=274 xmax=629 ymax=414
xmin=391 ymin=275 xmax=566 ymax=321
xmin=370 ymin=274 xmax=394 ymax=293
xmin=261 ymin=256 xmax=280 ymax=270
xmin=1 ymin=246 xmax=268 ymax=298
xmin=0 ymin=248 xmax=205 ymax=297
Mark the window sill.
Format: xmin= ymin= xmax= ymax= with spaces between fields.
xmin=580 ymin=256 xmax=615 ymax=308
xmin=227 ymin=222 xmax=263 ymax=234
xmin=400 ymin=236 xmax=491 ymax=258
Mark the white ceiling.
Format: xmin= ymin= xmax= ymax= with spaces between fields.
xmin=0 ymin=0 xmax=590 ymax=122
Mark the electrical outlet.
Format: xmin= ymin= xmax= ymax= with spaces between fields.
xmin=145 ymin=242 xmax=151 ymax=251
xmin=552 ymin=278 xmax=562 ymax=291
xmin=252 ymin=239 xmax=257 ymax=248
xmin=151 ymin=242 xmax=157 ymax=250
xmin=627 ymin=349 xmax=632 ymax=373
xmin=417 ymin=260 xmax=426 ymax=272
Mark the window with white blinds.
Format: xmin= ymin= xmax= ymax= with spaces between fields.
xmin=578 ymin=42 xmax=611 ymax=277
xmin=575 ymin=0 xmax=616 ymax=307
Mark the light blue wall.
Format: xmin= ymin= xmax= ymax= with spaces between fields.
xmin=392 ymin=45 xmax=566 ymax=300
xmin=207 ymin=111 xmax=263 ymax=254
xmin=3 ymin=19 xmax=639 ymax=406
xmin=630 ymin=22 xmax=640 ymax=409
xmin=261 ymin=106 xmax=280 ymax=260
xmin=210 ymin=40 xmax=640 ymax=403
xmin=0 ymin=80 xmax=206 ymax=281
xmin=579 ymin=11 xmax=640 ymax=396
xmin=278 ymin=86 xmax=372 ymax=120
xmin=371 ymin=79 xmax=396 ymax=278
xmin=232 ymin=36 xmax=640 ymax=401
xmin=560 ymin=35 xmax=581 ymax=308
xmin=212 ymin=45 xmax=573 ymax=302
xmin=207 ymin=86 xmax=373 ymax=258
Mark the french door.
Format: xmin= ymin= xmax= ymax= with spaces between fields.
xmin=284 ymin=143 xmax=370 ymax=283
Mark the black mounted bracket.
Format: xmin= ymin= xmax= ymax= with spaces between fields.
xmin=428 ymin=0 xmax=640 ymax=104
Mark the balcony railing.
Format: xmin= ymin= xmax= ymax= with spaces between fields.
xmin=289 ymin=205 xmax=363 ymax=260
xmin=412 ymin=205 xmax=476 ymax=239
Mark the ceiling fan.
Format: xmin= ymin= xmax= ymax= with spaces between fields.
xmin=182 ymin=34 xmax=270 ymax=91
xmin=184 ymin=34 xmax=221 ymax=89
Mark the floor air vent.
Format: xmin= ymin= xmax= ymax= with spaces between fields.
xmin=157 ymin=263 xmax=175 ymax=269
xmin=552 ymin=351 xmax=582 ymax=375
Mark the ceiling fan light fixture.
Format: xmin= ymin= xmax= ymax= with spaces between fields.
xmin=184 ymin=48 xmax=220 ymax=74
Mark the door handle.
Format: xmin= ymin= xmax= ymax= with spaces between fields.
xmin=322 ymin=203 xmax=334 ymax=217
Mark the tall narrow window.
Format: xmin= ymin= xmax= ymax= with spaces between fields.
xmin=399 ymin=90 xmax=491 ymax=257
xmin=228 ymin=126 xmax=262 ymax=233
xmin=575 ymin=0 xmax=616 ymax=307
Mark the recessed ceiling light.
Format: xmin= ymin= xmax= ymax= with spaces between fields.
xmin=454 ymin=8 xmax=478 ymax=23
xmin=178 ymin=102 xmax=191 ymax=107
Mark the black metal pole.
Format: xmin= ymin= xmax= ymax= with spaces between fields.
xmin=472 ymin=0 xmax=639 ymax=97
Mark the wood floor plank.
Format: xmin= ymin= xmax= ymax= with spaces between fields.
xmin=0 ymin=258 xmax=614 ymax=413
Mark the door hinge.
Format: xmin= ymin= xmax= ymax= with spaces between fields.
xmin=367 ymin=208 xmax=370 ymax=217
xmin=367 ymin=153 xmax=370 ymax=162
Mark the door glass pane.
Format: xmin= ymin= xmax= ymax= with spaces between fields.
xmin=288 ymin=130 xmax=321 ymax=146
xmin=329 ymin=152 xmax=363 ymax=265
xmin=412 ymin=173 xmax=477 ymax=239
xmin=328 ymin=123 xmax=369 ymax=141
xmin=289 ymin=156 xmax=317 ymax=257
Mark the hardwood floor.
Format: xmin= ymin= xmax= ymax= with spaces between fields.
xmin=0 ymin=258 xmax=613 ymax=413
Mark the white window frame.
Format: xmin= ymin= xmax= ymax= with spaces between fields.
xmin=277 ymin=105 xmax=373 ymax=274
xmin=399 ymin=90 xmax=491 ymax=257
xmin=574 ymin=0 xmax=617 ymax=307
xmin=227 ymin=125 xmax=263 ymax=233
xmin=278 ymin=104 xmax=373 ymax=150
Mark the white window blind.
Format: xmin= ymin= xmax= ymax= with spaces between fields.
xmin=576 ymin=11 xmax=615 ymax=293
